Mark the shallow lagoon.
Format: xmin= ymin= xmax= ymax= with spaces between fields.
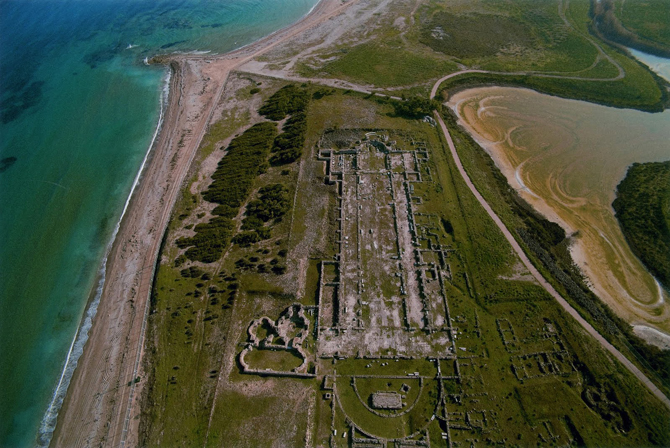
xmin=449 ymin=79 xmax=670 ymax=344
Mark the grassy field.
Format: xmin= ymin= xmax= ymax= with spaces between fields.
xmin=295 ymin=0 xmax=668 ymax=112
xmin=434 ymin=0 xmax=668 ymax=111
xmin=417 ymin=0 xmax=610 ymax=75
xmin=592 ymin=0 xmax=670 ymax=57
xmin=140 ymin=84 xmax=669 ymax=446
xmin=312 ymin=42 xmax=459 ymax=88
xmin=437 ymin=54 xmax=667 ymax=112
xmin=619 ymin=0 xmax=670 ymax=49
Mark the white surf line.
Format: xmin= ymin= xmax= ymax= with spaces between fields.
xmin=434 ymin=110 xmax=670 ymax=410
xmin=218 ymin=0 xmax=324 ymax=59
xmin=118 ymin=67 xmax=182 ymax=448
xmin=36 ymin=68 xmax=171 ymax=448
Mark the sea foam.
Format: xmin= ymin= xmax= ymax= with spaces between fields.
xmin=36 ymin=69 xmax=172 ymax=447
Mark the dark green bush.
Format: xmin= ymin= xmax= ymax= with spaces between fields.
xmin=180 ymin=266 xmax=205 ymax=278
xmin=235 ymin=184 xmax=290 ymax=246
xmin=391 ymin=96 xmax=442 ymax=119
xmin=259 ymin=85 xmax=310 ymax=120
xmin=232 ymin=231 xmax=262 ymax=247
xmin=259 ymin=86 xmax=310 ymax=166
xmin=177 ymin=122 xmax=277 ymax=262
xmin=245 ymin=184 xmax=290 ymax=222
xmin=203 ymin=122 xmax=278 ymax=209
xmin=613 ymin=161 xmax=670 ymax=288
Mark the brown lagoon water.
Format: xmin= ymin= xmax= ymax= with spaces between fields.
xmin=449 ymin=81 xmax=670 ymax=346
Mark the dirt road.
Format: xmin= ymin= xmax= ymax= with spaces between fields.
xmin=433 ymin=110 xmax=670 ymax=410
xmin=51 ymin=1 xmax=363 ymax=447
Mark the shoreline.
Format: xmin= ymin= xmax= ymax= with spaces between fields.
xmin=446 ymin=85 xmax=670 ymax=345
xmin=50 ymin=1 xmax=360 ymax=446
xmin=37 ymin=68 xmax=172 ymax=447
xmin=434 ymin=107 xmax=670 ymax=410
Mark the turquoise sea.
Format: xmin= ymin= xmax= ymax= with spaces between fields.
xmin=0 ymin=0 xmax=318 ymax=446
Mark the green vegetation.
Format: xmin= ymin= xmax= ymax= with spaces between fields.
xmin=258 ymin=84 xmax=310 ymax=120
xmin=234 ymin=183 xmax=290 ymax=247
xmin=440 ymin=108 xmax=670 ymax=394
xmin=419 ymin=0 xmax=607 ymax=72
xmin=613 ymin=161 xmax=670 ymax=289
xmin=619 ymin=0 xmax=670 ymax=50
xmin=176 ymin=82 xmax=314 ymax=263
xmin=176 ymin=122 xmax=277 ymax=262
xmin=142 ymin=80 xmax=307 ymax=448
xmin=270 ymin=111 xmax=307 ymax=165
xmin=142 ymin=81 xmax=670 ymax=446
xmin=438 ymin=60 xmax=667 ymax=112
xmin=141 ymin=257 xmax=236 ymax=446
xmin=260 ymin=84 xmax=311 ymax=165
xmin=244 ymin=183 xmax=290 ymax=223
xmin=243 ymin=348 xmax=304 ymax=371
xmin=592 ymin=0 xmax=670 ymax=57
xmin=418 ymin=0 xmax=623 ymax=75
xmin=335 ymin=376 xmax=439 ymax=439
xmin=420 ymin=11 xmax=534 ymax=58
xmin=202 ymin=122 xmax=277 ymax=209
xmin=312 ymin=0 xmax=610 ymax=91
xmin=390 ymin=96 xmax=442 ymax=119
xmin=318 ymin=42 xmax=458 ymax=87
xmin=180 ymin=266 xmax=205 ymax=278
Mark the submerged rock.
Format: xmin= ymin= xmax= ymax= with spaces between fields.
xmin=0 ymin=156 xmax=17 ymax=173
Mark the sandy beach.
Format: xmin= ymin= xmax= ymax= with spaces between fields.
xmin=49 ymin=0 xmax=670 ymax=444
xmin=51 ymin=1 xmax=360 ymax=446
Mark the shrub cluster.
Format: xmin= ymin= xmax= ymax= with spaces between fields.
xmin=234 ymin=184 xmax=290 ymax=247
xmin=245 ymin=184 xmax=290 ymax=223
xmin=258 ymin=85 xmax=309 ymax=120
xmin=176 ymin=122 xmax=277 ymax=262
xmin=203 ymin=122 xmax=277 ymax=212
xmin=259 ymin=85 xmax=310 ymax=166
xmin=391 ymin=96 xmax=442 ymax=119
xmin=234 ymin=247 xmax=287 ymax=275
xmin=270 ymin=112 xmax=307 ymax=166
xmin=180 ymin=266 xmax=205 ymax=278
xmin=612 ymin=161 xmax=670 ymax=289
